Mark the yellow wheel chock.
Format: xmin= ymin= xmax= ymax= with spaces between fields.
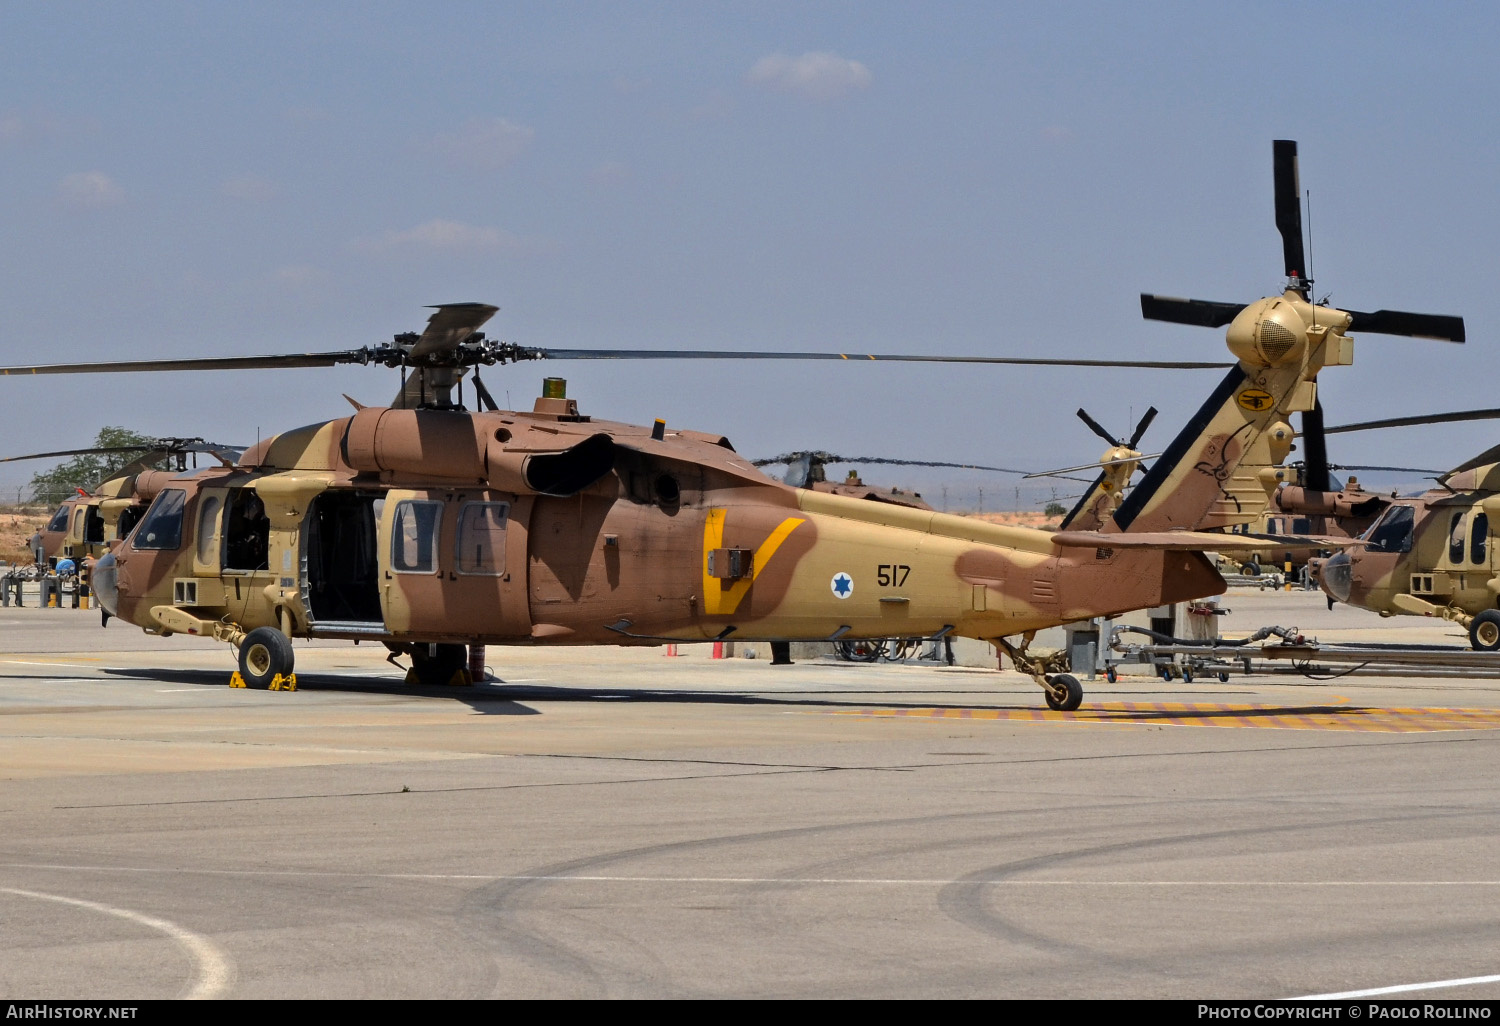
xmin=229 ymin=670 xmax=297 ymax=691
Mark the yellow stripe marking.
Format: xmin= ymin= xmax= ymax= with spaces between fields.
xmin=701 ymin=509 xmax=806 ymax=616
xmin=828 ymin=702 xmax=1500 ymax=733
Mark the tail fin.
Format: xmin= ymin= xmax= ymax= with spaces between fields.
xmin=1107 ymin=293 xmax=1350 ymax=534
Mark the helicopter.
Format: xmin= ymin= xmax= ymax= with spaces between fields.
xmin=3 ymin=291 xmax=1326 ymax=712
xmin=1134 ymin=139 xmax=1466 ymax=577
xmin=2 ymin=438 xmax=244 ymax=563
xmin=0 ymin=141 xmax=1452 ymax=710
xmin=750 ymin=451 xmax=1045 ymax=511
xmin=1312 ymin=407 xmax=1500 ymax=650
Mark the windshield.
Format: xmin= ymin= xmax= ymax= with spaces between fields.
xmin=132 ymin=489 xmax=187 ymax=550
xmin=1360 ymin=504 xmax=1415 ymax=554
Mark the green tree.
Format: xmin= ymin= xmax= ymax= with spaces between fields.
xmin=1044 ymin=502 xmax=1067 ymax=517
xmin=27 ymin=427 xmax=166 ymax=504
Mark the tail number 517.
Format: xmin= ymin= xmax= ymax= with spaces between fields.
xmin=877 ymin=564 xmax=911 ymax=586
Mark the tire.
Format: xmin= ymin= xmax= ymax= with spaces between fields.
xmin=1105 ymin=667 xmax=1118 ymax=684
xmin=1044 ymin=673 xmax=1083 ymax=712
xmin=1217 ymin=672 xmax=1230 ymax=683
xmin=239 ymin=627 xmax=294 ymax=689
xmin=1470 ymin=610 xmax=1500 ymax=652
xmin=409 ymin=642 xmax=468 ymax=686
xmin=1182 ymin=667 xmax=1194 ymax=683
xmin=1160 ymin=667 xmax=1173 ymax=682
xmin=1240 ymin=562 xmax=1261 ymax=577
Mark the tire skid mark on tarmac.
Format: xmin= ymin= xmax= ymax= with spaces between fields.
xmin=1 ymin=886 xmax=234 ymax=999
xmin=835 ymin=702 xmax=1500 ymax=732
xmin=933 ymin=808 xmax=1500 ymax=984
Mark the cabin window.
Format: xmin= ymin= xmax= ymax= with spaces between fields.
xmin=1292 ymin=517 xmax=1311 ymax=535
xmin=196 ymin=494 xmax=223 ymax=564
xmin=83 ymin=506 xmax=105 ymax=544
xmin=46 ymin=506 xmax=70 ymax=532
xmin=71 ymin=507 xmax=86 ymax=536
xmin=132 ymin=490 xmax=187 ymax=550
xmin=1449 ymin=512 xmax=1468 ymax=564
xmin=456 ymin=502 xmax=509 ymax=576
xmin=1360 ymin=504 xmax=1415 ymax=554
xmin=1473 ymin=513 xmax=1489 ymax=566
xmin=392 ymin=500 xmax=442 ymax=574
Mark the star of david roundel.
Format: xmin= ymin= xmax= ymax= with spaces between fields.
xmin=830 ymin=572 xmax=853 ymax=599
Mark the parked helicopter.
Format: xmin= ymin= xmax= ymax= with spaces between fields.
xmin=2 ymin=438 xmax=243 ymax=563
xmin=751 ymin=451 xmax=1045 ymax=511
xmin=1313 ymin=408 xmax=1500 ymax=649
xmin=0 ymin=141 xmax=1458 ymax=710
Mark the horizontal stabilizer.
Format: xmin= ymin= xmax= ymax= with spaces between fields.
xmin=1052 ymin=530 xmax=1363 ymax=552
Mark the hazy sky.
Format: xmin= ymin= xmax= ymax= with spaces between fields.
xmin=3 ymin=1 xmax=1496 ymax=508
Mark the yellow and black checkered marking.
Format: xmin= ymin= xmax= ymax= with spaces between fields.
xmin=835 ymin=702 xmax=1500 ymax=733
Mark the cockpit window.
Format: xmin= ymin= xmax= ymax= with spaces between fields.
xmin=47 ymin=505 xmax=70 ymax=532
xmin=1361 ymin=504 xmax=1415 ymax=554
xmin=131 ymin=489 xmax=188 ymax=550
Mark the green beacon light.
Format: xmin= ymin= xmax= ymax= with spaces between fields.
xmin=542 ymin=377 xmax=567 ymax=400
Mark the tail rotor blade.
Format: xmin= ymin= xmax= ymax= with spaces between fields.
xmin=1128 ymin=406 xmax=1159 ymax=448
xmin=1139 ymin=295 xmax=1246 ymax=328
xmin=1300 ymin=397 xmax=1330 ymax=492
xmin=1076 ymin=408 xmax=1118 ymax=446
xmin=1346 ymin=309 xmax=1465 ymax=343
xmin=1273 ymin=139 xmax=1307 ymax=287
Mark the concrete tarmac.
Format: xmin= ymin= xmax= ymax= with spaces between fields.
xmin=2 ymin=590 xmax=1499 ymax=1000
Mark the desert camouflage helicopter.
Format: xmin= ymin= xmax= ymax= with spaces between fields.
xmin=0 ymin=141 xmax=1451 ymax=709
xmin=751 ymin=450 xmax=1043 ymax=511
xmin=2 ymin=438 xmax=243 ymax=563
xmin=1313 ymin=408 xmax=1500 ymax=650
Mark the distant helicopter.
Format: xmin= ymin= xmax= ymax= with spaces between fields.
xmin=2 ymin=438 xmax=243 ymax=563
xmin=751 ymin=451 xmax=1042 ymax=511
xmin=1312 ymin=407 xmax=1500 ymax=649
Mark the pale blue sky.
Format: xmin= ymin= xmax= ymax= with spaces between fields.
xmin=3 ymin=2 xmax=1496 ymax=506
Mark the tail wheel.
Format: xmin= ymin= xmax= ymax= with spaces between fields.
xmin=1469 ymin=610 xmax=1500 ymax=652
xmin=238 ymin=627 xmax=294 ymax=689
xmin=1044 ymin=673 xmax=1083 ymax=712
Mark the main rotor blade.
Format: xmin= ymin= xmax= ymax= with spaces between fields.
xmin=1330 ymin=463 xmax=1445 ymax=475
xmin=532 ymin=348 xmax=1232 ymax=370
xmin=1076 ymin=408 xmax=1118 ymax=446
xmin=0 ymin=445 xmax=153 ymax=464
xmin=1025 ymin=453 xmax=1161 ymax=479
xmin=408 ymin=302 xmax=499 ymax=358
xmin=1273 ymin=139 xmax=1306 ymax=284
xmin=0 ymin=351 xmax=367 ymax=376
xmin=752 ymin=452 xmax=1035 ymax=475
xmin=1128 ymin=406 xmax=1159 ymax=448
xmin=1345 ymin=309 xmax=1465 ymax=343
xmin=1139 ymin=295 xmax=1246 ymax=328
xmin=1327 ymin=408 xmax=1500 ymax=434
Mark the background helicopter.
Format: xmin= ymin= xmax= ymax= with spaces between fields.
xmin=1310 ymin=407 xmax=1500 ymax=649
xmin=751 ymin=450 xmax=1048 ymax=511
xmin=0 ymin=437 xmax=244 ymax=563
xmin=1 ymin=251 xmax=1350 ymax=712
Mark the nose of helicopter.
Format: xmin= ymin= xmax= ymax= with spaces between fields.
xmin=1320 ymin=551 xmax=1352 ymax=604
xmin=92 ymin=551 xmax=119 ymax=617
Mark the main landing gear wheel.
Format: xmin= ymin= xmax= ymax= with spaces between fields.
xmin=1044 ymin=673 xmax=1083 ymax=712
xmin=408 ymin=643 xmax=470 ymax=686
xmin=1469 ymin=610 xmax=1500 ymax=652
xmin=238 ymin=627 xmax=294 ymax=689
